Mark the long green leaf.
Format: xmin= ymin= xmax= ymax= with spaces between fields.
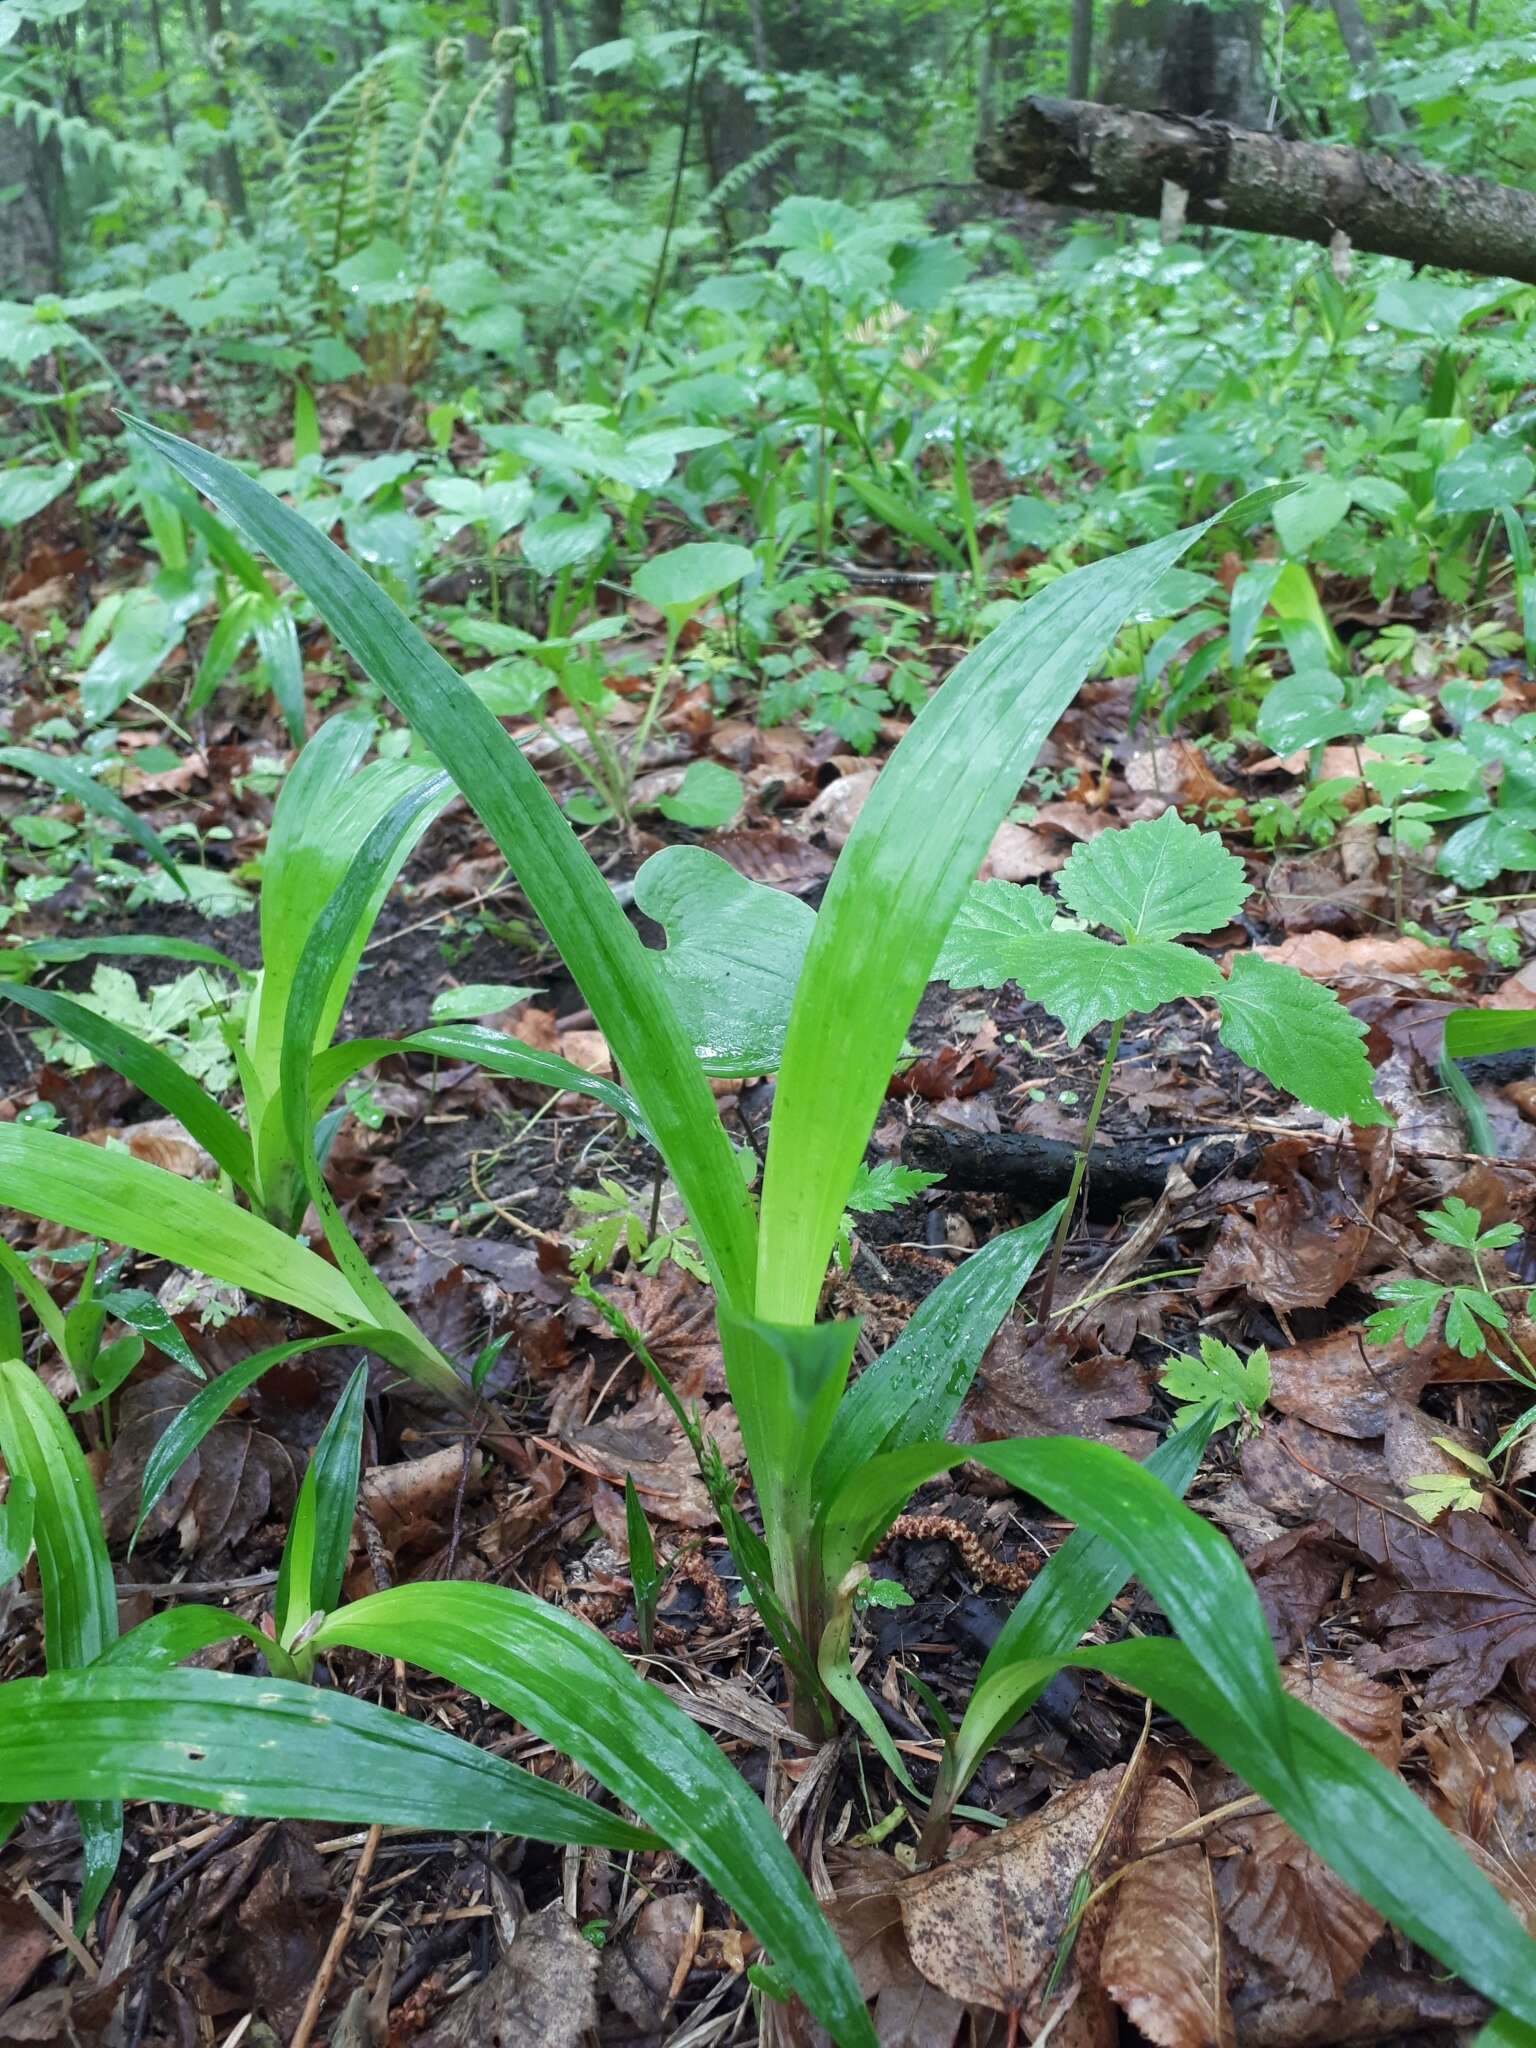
xmin=2 ymin=934 xmax=247 ymax=976
xmin=2 ymin=982 xmax=257 ymax=1195
xmin=829 ymin=1428 xmax=1536 ymax=2028
xmin=0 ymin=1359 xmax=121 ymax=1924
xmin=0 ymin=1668 xmax=662 ymax=1854
xmin=310 ymin=1582 xmax=874 ymax=2048
xmin=275 ymin=1361 xmax=367 ymax=1646
xmin=0 ymin=1124 xmax=387 ymax=1339
xmin=310 ymin=1025 xmax=646 ymax=1134
xmin=757 ymin=510 xmax=1260 ymax=1324
xmin=813 ymin=1203 xmax=1064 ymax=1515
xmin=1445 ymin=1009 xmax=1536 ymax=1059
xmin=122 ymin=419 xmax=758 ymax=1313
xmin=0 ymin=747 xmax=185 ymax=892
xmin=133 ymin=1330 xmax=388 ymax=1545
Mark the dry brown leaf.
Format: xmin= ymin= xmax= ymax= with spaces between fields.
xmin=1227 ymin=1957 xmax=1488 ymax=2047
xmin=599 ymin=1893 xmax=699 ymax=2031
xmin=83 ymin=1117 xmax=212 ymax=1178
xmin=899 ymin=1766 xmax=1125 ymax=2021
xmin=1423 ymin=1706 xmax=1536 ymax=1932
xmin=802 ymin=767 xmax=878 ymax=848
xmin=1213 ymin=1662 xmax=1395 ymax=2001
xmin=1100 ymin=1765 xmax=1234 ymax=2048
xmin=0 ymin=1898 xmax=53 ymax=2017
xmin=818 ymin=1848 xmax=967 ymax=2048
xmin=1126 ymin=741 xmax=1236 ymax=806
xmin=1256 ymin=931 xmax=1475 ymax=981
xmin=1488 ymin=961 xmax=1536 ymax=1010
xmin=359 ymin=1445 xmax=483 ymax=1559
xmin=418 ymin=1900 xmax=597 ymax=2048
xmin=979 ymin=820 xmax=1065 ymax=881
xmin=1197 ymin=1136 xmax=1390 ymax=1316
xmin=1265 ymin=1328 xmax=1441 ymax=1439
xmin=705 ymin=827 xmax=833 ymax=892
xmin=968 ymin=1319 xmax=1153 ymax=1455
xmin=1328 ymin=1486 xmax=1536 ymax=1707
xmin=565 ymin=1401 xmax=741 ymax=1528
xmin=554 ymin=1025 xmax=612 ymax=1076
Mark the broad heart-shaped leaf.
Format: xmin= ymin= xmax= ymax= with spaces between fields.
xmin=520 ymin=509 xmax=609 ymax=575
xmin=0 ymin=1360 xmax=120 ymax=1926
xmin=1256 ymin=669 xmax=1364 ymax=754
xmin=1010 ymin=930 xmax=1223 ymax=1045
xmin=631 ymin=845 xmax=815 ymax=1076
xmin=632 ymin=540 xmax=754 ymax=617
xmin=1216 ymin=952 xmax=1390 ymax=1126
xmin=0 ymin=1667 xmax=662 ymax=1855
xmin=933 ymin=878 xmax=1053 ymax=989
xmin=1058 ymin=809 xmax=1248 ymax=942
xmin=311 ymin=1583 xmax=875 ymax=2048
xmin=653 ymin=759 xmax=743 ymax=830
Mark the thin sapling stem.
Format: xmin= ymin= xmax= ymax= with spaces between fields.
xmin=1037 ymin=1016 xmax=1124 ymax=1324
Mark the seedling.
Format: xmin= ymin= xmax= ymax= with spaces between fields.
xmin=936 ymin=807 xmax=1388 ymax=1313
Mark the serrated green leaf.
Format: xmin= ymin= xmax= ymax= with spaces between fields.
xmin=1366 ymin=1277 xmax=1444 ymax=1350
xmin=1011 ymin=930 xmax=1222 ymax=1044
xmin=1159 ymin=1336 xmax=1269 ymax=1432
xmin=933 ymin=879 xmax=1053 ymax=989
xmin=1058 ymin=810 xmax=1248 ymax=942
xmin=843 ymin=1161 xmax=943 ymax=1216
xmin=1216 ymin=953 xmax=1389 ymax=1126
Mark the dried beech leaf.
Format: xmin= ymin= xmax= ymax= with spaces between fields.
xmin=1100 ymin=1766 xmax=1234 ymax=2048
xmin=1423 ymin=1706 xmax=1536 ymax=1932
xmin=418 ymin=1900 xmax=597 ymax=2048
xmin=899 ymin=1767 xmax=1124 ymax=2018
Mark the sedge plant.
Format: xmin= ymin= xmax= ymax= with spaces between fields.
xmin=3 ymin=429 xmax=1536 ymax=2044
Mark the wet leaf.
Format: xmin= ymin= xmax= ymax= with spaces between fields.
xmin=1100 ymin=1765 xmax=1234 ymax=2048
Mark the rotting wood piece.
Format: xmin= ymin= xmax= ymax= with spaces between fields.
xmin=978 ymin=96 xmax=1536 ymax=286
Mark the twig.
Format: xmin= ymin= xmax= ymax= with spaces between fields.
xmin=287 ymin=1825 xmax=382 ymax=2048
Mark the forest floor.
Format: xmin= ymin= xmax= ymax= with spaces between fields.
xmin=3 ymin=396 xmax=1536 ymax=2048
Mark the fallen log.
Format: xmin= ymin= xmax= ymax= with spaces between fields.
xmin=903 ymin=1120 xmax=1256 ymax=1214
xmin=978 ymin=95 xmax=1536 ymax=287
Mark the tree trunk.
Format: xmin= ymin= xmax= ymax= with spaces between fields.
xmin=1100 ymin=0 xmax=1266 ymax=126
xmin=978 ymin=95 xmax=1536 ymax=286
xmin=498 ymin=0 xmax=520 ymax=164
xmin=201 ymin=0 xmax=247 ymax=219
xmin=589 ymin=0 xmax=622 ymax=44
xmin=0 ymin=106 xmax=60 ymax=294
xmin=145 ymin=0 xmax=176 ymax=147
xmin=538 ymin=0 xmax=562 ymax=121
xmin=1328 ymin=0 xmax=1407 ymax=138
xmin=1068 ymin=0 xmax=1093 ymax=98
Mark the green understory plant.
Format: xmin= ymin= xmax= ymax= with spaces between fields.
xmin=935 ymin=805 xmax=1390 ymax=1312
xmin=4 ymin=433 xmax=1536 ymax=2044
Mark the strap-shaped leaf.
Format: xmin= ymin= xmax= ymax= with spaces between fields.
xmin=0 ymin=1667 xmax=662 ymax=1854
xmin=309 ymin=1582 xmax=875 ymax=2048
xmin=275 ymin=1362 xmax=367 ymax=1647
xmin=5 ymin=934 xmax=247 ymax=976
xmin=820 ymin=1429 xmax=1536 ymax=2029
xmin=1009 ymin=929 xmax=1223 ymax=1044
xmin=0 ymin=746 xmax=185 ymax=891
xmin=631 ymin=844 xmax=816 ymax=1076
xmin=933 ymin=879 xmax=1054 ymax=990
xmin=757 ymin=504 xmax=1270 ymax=1324
xmin=1446 ymin=1009 xmax=1536 ymax=1059
xmin=0 ymin=1359 xmax=121 ymax=1924
xmin=2 ymin=981 xmax=257 ymax=1195
xmin=0 ymin=1127 xmax=467 ymax=1401
xmin=813 ymin=1204 xmax=1064 ymax=1518
xmin=1058 ymin=809 xmax=1249 ymax=941
xmin=133 ymin=1329 xmax=389 ymax=1544
xmin=309 ymin=1026 xmax=645 ymax=1135
xmin=121 ymin=419 xmax=758 ymax=1316
xmin=1216 ymin=953 xmax=1390 ymax=1126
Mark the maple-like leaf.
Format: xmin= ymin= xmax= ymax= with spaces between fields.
xmin=1159 ymin=1333 xmax=1269 ymax=1433
xmin=1215 ymin=953 xmax=1391 ymax=1126
xmin=844 ymin=1160 xmax=943 ymax=1215
xmin=1009 ymin=929 xmax=1222 ymax=1044
xmin=933 ymin=878 xmax=1052 ymax=989
xmin=1057 ymin=807 xmax=1249 ymax=941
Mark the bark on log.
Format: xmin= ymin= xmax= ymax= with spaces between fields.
xmin=978 ymin=96 xmax=1536 ymax=286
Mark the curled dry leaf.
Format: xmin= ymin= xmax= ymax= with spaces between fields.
xmin=1212 ymin=1660 xmax=1398 ymax=2003
xmin=979 ymin=820 xmax=1066 ymax=881
xmin=1125 ymin=741 xmax=1236 ymax=808
xmin=801 ymin=767 xmax=878 ymax=849
xmin=1255 ymin=931 xmax=1475 ymax=982
xmin=1197 ymin=1136 xmax=1390 ymax=1316
xmin=599 ymin=1892 xmax=700 ymax=2032
xmin=1265 ymin=1329 xmax=1442 ymax=1439
xmin=1099 ymin=1763 xmax=1235 ymax=2048
xmin=359 ymin=1444 xmax=484 ymax=1558
xmin=967 ymin=1319 xmax=1153 ymax=1457
xmin=899 ymin=1765 xmax=1125 ymax=2024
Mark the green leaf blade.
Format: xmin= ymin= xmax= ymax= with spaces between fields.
xmin=1058 ymin=809 xmax=1249 ymax=942
xmin=1216 ymin=953 xmax=1390 ymax=1126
